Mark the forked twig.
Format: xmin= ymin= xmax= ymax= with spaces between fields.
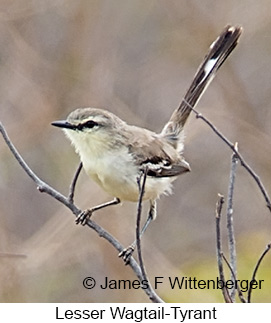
xmin=183 ymin=99 xmax=271 ymax=212
xmin=186 ymin=102 xmax=271 ymax=302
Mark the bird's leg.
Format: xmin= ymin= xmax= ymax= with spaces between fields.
xmin=75 ymin=197 xmax=120 ymax=225
xmin=119 ymin=200 xmax=157 ymax=264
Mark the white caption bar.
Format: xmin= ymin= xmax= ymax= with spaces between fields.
xmin=1 ymin=303 xmax=268 ymax=322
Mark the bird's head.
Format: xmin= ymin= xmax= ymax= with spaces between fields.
xmin=52 ymin=107 xmax=125 ymax=156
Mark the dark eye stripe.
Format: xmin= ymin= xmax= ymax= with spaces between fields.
xmin=77 ymin=120 xmax=98 ymax=130
xmin=84 ymin=120 xmax=98 ymax=128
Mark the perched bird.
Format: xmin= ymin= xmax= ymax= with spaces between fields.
xmin=52 ymin=25 xmax=242 ymax=260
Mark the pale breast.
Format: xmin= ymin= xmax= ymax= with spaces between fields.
xmin=81 ymin=146 xmax=174 ymax=202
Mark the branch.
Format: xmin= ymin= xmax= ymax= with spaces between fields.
xmin=181 ymin=101 xmax=271 ymax=303
xmin=0 ymin=122 xmax=162 ymax=303
xmin=215 ymin=194 xmax=232 ymax=303
xmin=136 ymin=167 xmax=149 ymax=283
xmin=183 ymin=100 xmax=271 ymax=212
xmin=222 ymin=253 xmax=246 ymax=303
xmin=0 ymin=123 xmax=76 ymax=212
xmin=133 ymin=167 xmax=164 ymax=303
xmin=68 ymin=162 xmax=83 ymax=204
xmin=247 ymin=242 xmax=271 ymax=303
xmin=226 ymin=143 xmax=238 ymax=301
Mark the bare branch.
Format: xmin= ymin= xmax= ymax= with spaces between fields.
xmin=84 ymin=217 xmax=163 ymax=302
xmin=180 ymin=102 xmax=271 ymax=303
xmin=247 ymin=242 xmax=271 ymax=303
xmin=215 ymin=194 xmax=233 ymax=303
xmin=68 ymin=162 xmax=83 ymax=204
xmin=134 ymin=166 xmax=164 ymax=303
xmin=222 ymin=253 xmax=247 ymax=303
xmin=136 ymin=167 xmax=149 ymax=283
xmin=0 ymin=122 xmax=76 ymax=213
xmin=226 ymin=142 xmax=238 ymax=301
xmin=183 ymin=100 xmax=271 ymax=212
xmin=0 ymin=122 xmax=163 ymax=303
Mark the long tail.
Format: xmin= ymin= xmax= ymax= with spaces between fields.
xmin=161 ymin=25 xmax=242 ymax=148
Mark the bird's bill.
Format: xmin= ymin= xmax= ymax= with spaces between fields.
xmin=51 ymin=120 xmax=75 ymax=130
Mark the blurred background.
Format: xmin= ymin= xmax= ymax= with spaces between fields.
xmin=0 ymin=0 xmax=270 ymax=303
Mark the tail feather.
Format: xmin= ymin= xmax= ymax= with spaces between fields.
xmin=161 ymin=25 xmax=242 ymax=148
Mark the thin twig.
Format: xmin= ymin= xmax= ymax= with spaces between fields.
xmin=84 ymin=217 xmax=163 ymax=303
xmin=68 ymin=162 xmax=83 ymax=203
xmin=181 ymin=100 xmax=271 ymax=302
xmin=215 ymin=194 xmax=233 ymax=303
xmin=183 ymin=99 xmax=271 ymax=212
xmin=0 ymin=123 xmax=76 ymax=212
xmin=226 ymin=142 xmax=238 ymax=301
xmin=222 ymin=253 xmax=247 ymax=303
xmin=247 ymin=242 xmax=271 ymax=303
xmin=136 ymin=167 xmax=149 ymax=284
xmin=0 ymin=122 xmax=163 ymax=303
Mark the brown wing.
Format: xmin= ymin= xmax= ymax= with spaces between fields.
xmin=127 ymin=126 xmax=190 ymax=177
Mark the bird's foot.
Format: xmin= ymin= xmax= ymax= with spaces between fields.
xmin=119 ymin=245 xmax=135 ymax=265
xmin=75 ymin=209 xmax=93 ymax=226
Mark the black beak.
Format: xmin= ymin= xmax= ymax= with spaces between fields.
xmin=51 ymin=120 xmax=75 ymax=130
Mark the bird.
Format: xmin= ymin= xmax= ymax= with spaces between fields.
xmin=52 ymin=25 xmax=242 ymax=260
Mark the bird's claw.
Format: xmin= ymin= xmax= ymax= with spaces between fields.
xmin=75 ymin=209 xmax=93 ymax=226
xmin=119 ymin=245 xmax=135 ymax=265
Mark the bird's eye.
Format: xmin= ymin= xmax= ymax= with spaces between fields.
xmin=83 ymin=120 xmax=98 ymax=129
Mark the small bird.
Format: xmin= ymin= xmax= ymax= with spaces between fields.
xmin=52 ymin=25 xmax=242 ymax=259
